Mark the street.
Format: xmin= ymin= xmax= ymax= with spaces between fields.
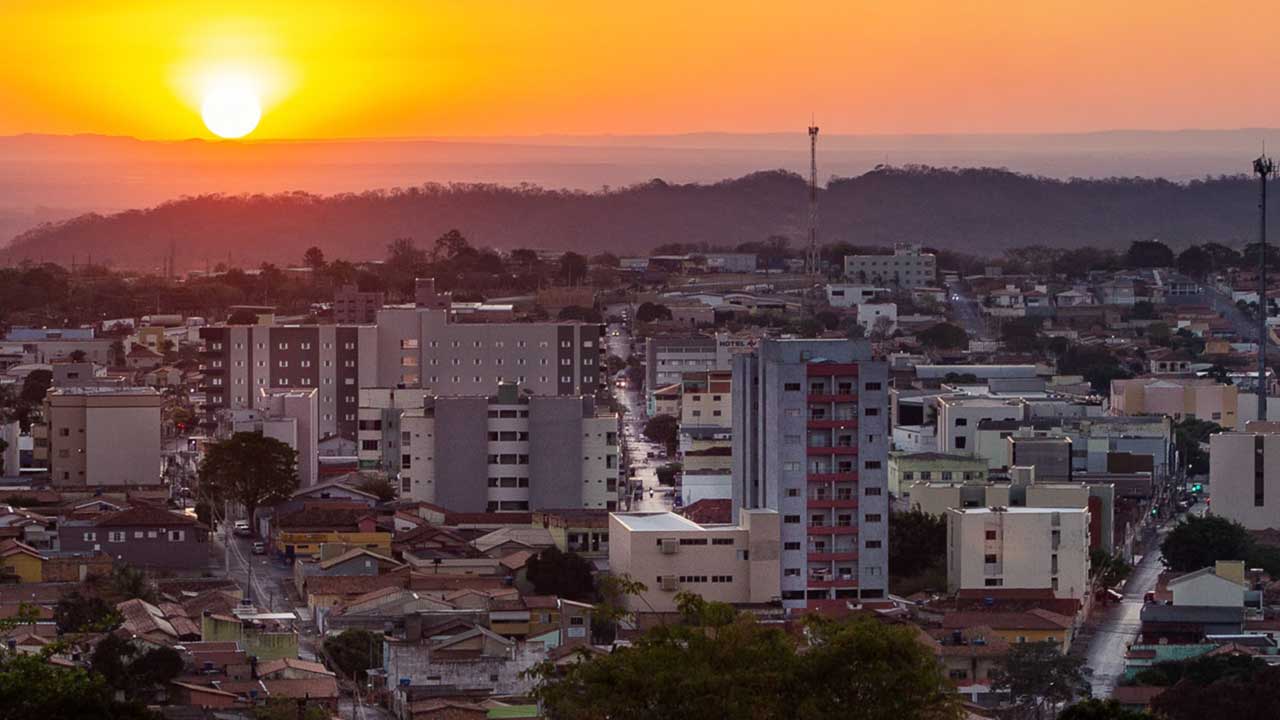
xmin=1082 ymin=502 xmax=1206 ymax=698
xmin=946 ymin=280 xmax=990 ymax=341
xmin=605 ymin=319 xmax=673 ymax=513
xmin=1203 ymin=285 xmax=1277 ymax=347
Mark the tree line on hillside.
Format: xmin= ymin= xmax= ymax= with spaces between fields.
xmin=7 ymin=165 xmax=1280 ymax=268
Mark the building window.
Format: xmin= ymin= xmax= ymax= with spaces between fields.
xmin=865 ymin=514 xmax=882 ymax=522
xmin=863 ymin=460 xmax=881 ymax=470
xmin=954 ymin=437 xmax=967 ymax=449
xmin=784 ymin=568 xmax=802 ymax=577
xmin=108 ymin=531 xmax=126 ymax=543
xmin=984 ymin=578 xmax=1004 ymax=587
xmin=865 ymin=540 xmax=881 ymax=549
xmin=864 ymin=487 xmax=881 ymax=496
xmin=985 ymin=530 xmax=998 ymax=540
xmin=864 ymin=407 xmax=879 ymax=416
xmin=783 ymin=515 xmax=801 ymax=524
xmin=783 ymin=542 xmax=801 ymax=550
xmin=82 ymin=532 xmax=96 ymax=542
xmin=784 ymin=383 xmax=801 ymax=392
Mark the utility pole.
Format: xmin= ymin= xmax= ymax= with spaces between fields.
xmin=1256 ymin=153 xmax=1275 ymax=422
xmin=807 ymin=121 xmax=820 ymax=277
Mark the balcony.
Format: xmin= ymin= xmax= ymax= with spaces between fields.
xmin=807 ymin=471 xmax=858 ymax=483
xmin=807 ymin=394 xmax=859 ymax=404
xmin=807 ymin=498 xmax=859 ymax=510
xmin=806 ymin=577 xmax=858 ymax=589
xmin=807 ymin=551 xmax=859 ymax=562
xmin=806 ymin=446 xmax=859 ymax=456
xmin=807 ymin=525 xmax=859 ymax=535
xmin=806 ymin=363 xmax=860 ymax=377
xmin=807 ymin=418 xmax=858 ymax=430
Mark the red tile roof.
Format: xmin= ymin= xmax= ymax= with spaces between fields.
xmin=94 ymin=504 xmax=203 ymax=528
xmin=679 ymin=498 xmax=732 ymax=525
xmin=942 ymin=609 xmax=1073 ymax=631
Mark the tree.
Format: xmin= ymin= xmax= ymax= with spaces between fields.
xmin=797 ymin=617 xmax=963 ymax=720
xmin=635 ymin=302 xmax=673 ymax=323
xmin=432 ymin=229 xmax=470 ymax=261
xmin=1147 ymin=321 xmax=1171 ymax=345
xmin=1176 ymin=245 xmax=1211 ymax=279
xmin=1125 ymin=239 xmax=1175 ymax=269
xmin=302 ymin=246 xmax=326 ymax=271
xmin=532 ymin=614 xmax=961 ymax=720
xmin=559 ymin=252 xmax=589 ymax=285
xmin=642 ymin=414 xmax=679 ymax=453
xmin=1059 ymin=699 xmax=1151 ymax=720
xmin=1160 ymin=514 xmax=1253 ymax=572
xmin=888 ymin=510 xmax=947 ymax=580
xmin=254 ymin=699 xmax=332 ymax=720
xmin=54 ymin=590 xmax=117 ymax=634
xmin=351 ymin=473 xmax=396 ymax=502
xmin=69 ymin=349 xmax=88 ymax=363
xmin=919 ymin=322 xmax=968 ymax=349
xmin=20 ymin=369 xmax=53 ymax=406
xmin=323 ymin=629 xmax=383 ymax=683
xmin=525 ymin=547 xmax=596 ymax=601
xmin=991 ymin=639 xmax=1089 ymax=720
xmin=1173 ymin=418 xmax=1222 ymax=476
xmin=0 ymin=652 xmax=156 ymax=720
xmin=90 ymin=633 xmax=184 ymax=702
xmin=558 ymin=305 xmax=602 ymax=323
xmin=198 ymin=432 xmax=299 ymax=525
xmin=1090 ymin=549 xmax=1132 ymax=588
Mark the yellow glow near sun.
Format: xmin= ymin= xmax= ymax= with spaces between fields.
xmin=201 ymin=75 xmax=261 ymax=138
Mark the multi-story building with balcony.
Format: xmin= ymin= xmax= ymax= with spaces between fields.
xmin=358 ymin=382 xmax=620 ymax=512
xmin=731 ymin=338 xmax=889 ymax=608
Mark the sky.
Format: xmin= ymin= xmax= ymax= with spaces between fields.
xmin=4 ymin=0 xmax=1280 ymax=140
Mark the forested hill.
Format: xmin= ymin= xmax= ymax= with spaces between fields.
xmin=4 ymin=166 xmax=1275 ymax=269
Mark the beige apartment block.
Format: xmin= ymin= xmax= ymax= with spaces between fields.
xmin=1209 ymin=423 xmax=1280 ymax=530
xmin=1109 ymin=377 xmax=1236 ymax=427
xmin=608 ymin=510 xmax=780 ymax=614
xmin=946 ymin=506 xmax=1090 ymax=601
xmin=42 ymin=387 xmax=163 ymax=488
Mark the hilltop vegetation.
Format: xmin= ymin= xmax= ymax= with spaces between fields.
xmin=4 ymin=166 xmax=1276 ymax=269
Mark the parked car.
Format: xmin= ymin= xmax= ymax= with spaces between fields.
xmin=233 ymin=520 xmax=252 ymax=538
xmin=252 ymin=541 xmax=266 ymax=555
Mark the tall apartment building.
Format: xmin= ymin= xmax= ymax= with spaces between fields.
xmin=333 ymin=285 xmax=385 ymax=324
xmin=731 ymin=338 xmax=890 ymax=607
xmin=946 ymin=506 xmax=1090 ymax=601
xmin=1209 ymin=424 xmax=1280 ymax=530
xmin=38 ymin=387 xmax=163 ymax=488
xmin=358 ymin=383 xmax=620 ymax=512
xmin=198 ymin=324 xmax=376 ymax=442
xmin=843 ymin=246 xmax=937 ymax=288
xmin=227 ymin=388 xmax=319 ymax=488
xmin=199 ymin=279 xmax=603 ymax=441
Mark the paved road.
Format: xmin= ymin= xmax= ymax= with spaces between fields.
xmin=946 ymin=281 xmax=989 ymax=341
xmin=1203 ymin=285 xmax=1276 ymax=347
xmin=1083 ymin=502 xmax=1206 ymax=698
xmin=606 ymin=320 xmax=673 ymax=513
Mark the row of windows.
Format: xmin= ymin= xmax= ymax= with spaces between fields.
xmin=419 ymin=375 xmax=590 ymax=386
xmin=85 ymin=530 xmax=186 ymax=542
xmin=209 ymin=341 xmax=355 ymax=351
xmin=488 ymin=477 xmax=530 ymax=488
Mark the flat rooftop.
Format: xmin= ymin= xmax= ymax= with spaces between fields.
xmin=950 ymin=506 xmax=1088 ymax=515
xmin=611 ymin=512 xmax=706 ymax=532
xmin=49 ymin=386 xmax=160 ymax=396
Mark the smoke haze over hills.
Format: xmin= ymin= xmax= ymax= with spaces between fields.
xmin=3 ymin=129 xmax=1280 ymax=267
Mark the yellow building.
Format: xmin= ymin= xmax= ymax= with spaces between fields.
xmin=201 ymin=612 xmax=299 ymax=662
xmin=0 ymin=540 xmax=46 ymax=583
xmin=274 ymin=529 xmax=392 ymax=559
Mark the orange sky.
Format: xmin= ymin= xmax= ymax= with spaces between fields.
xmin=4 ymin=0 xmax=1280 ymax=140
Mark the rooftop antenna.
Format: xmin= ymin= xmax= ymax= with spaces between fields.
xmin=1255 ymin=151 xmax=1275 ymax=422
xmin=807 ymin=118 xmax=820 ymax=277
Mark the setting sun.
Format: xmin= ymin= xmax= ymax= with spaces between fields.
xmin=201 ymin=80 xmax=261 ymax=139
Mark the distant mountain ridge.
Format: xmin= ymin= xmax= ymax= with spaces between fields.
xmin=4 ymin=165 xmax=1276 ymax=270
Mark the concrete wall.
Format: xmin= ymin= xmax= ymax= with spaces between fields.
xmin=433 ymin=398 xmax=490 ymax=512
xmin=1210 ymin=432 xmax=1280 ymax=530
xmin=947 ymin=507 xmax=1089 ymax=601
xmin=528 ymin=398 xmax=585 ymax=510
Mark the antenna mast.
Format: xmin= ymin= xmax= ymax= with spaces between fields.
xmin=1256 ymin=153 xmax=1275 ymax=422
xmin=807 ymin=121 xmax=820 ymax=276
